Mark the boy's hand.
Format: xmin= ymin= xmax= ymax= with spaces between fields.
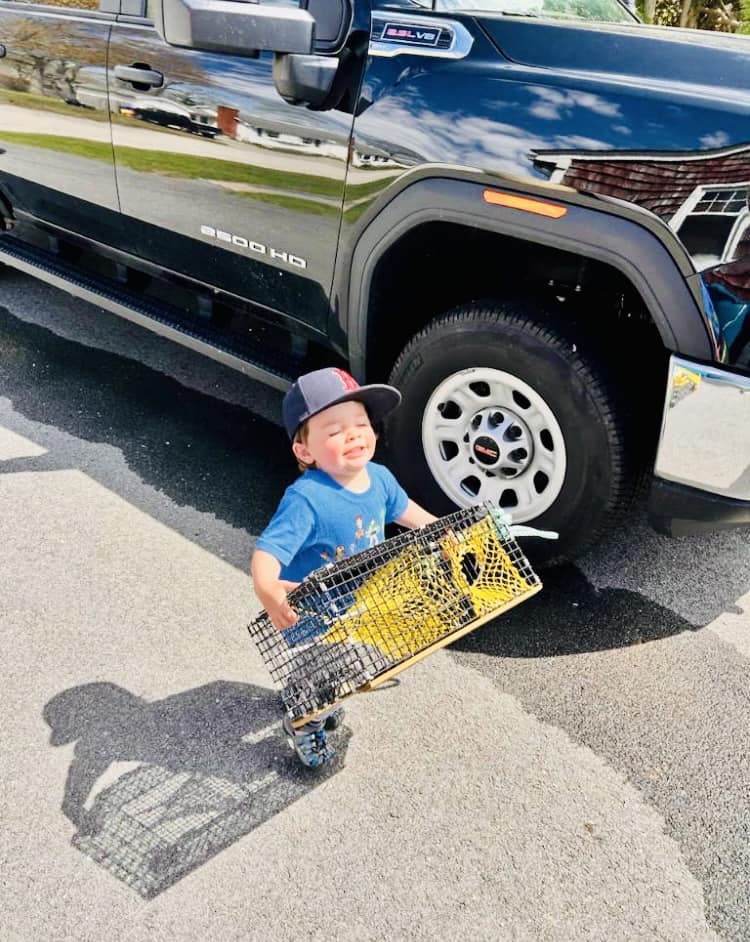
xmin=251 ymin=549 xmax=301 ymax=630
xmin=258 ymin=580 xmax=300 ymax=631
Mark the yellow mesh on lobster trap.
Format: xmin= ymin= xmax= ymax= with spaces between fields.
xmin=248 ymin=504 xmax=541 ymax=724
xmin=322 ymin=514 xmax=533 ymax=658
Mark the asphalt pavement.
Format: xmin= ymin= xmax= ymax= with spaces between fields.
xmin=1 ymin=270 xmax=748 ymax=942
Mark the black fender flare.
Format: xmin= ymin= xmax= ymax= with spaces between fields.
xmin=342 ymin=174 xmax=716 ymax=376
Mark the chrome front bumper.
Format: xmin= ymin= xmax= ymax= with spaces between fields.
xmin=654 ymin=356 xmax=750 ymax=501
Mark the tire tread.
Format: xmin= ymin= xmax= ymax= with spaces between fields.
xmin=388 ymin=299 xmax=648 ymax=559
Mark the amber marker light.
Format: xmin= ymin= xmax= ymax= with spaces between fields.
xmin=483 ymin=190 xmax=568 ymax=218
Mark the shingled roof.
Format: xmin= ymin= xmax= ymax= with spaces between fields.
xmin=534 ymin=143 xmax=750 ymax=223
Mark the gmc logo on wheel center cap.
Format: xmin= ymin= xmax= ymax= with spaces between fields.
xmin=473 ymin=436 xmax=500 ymax=465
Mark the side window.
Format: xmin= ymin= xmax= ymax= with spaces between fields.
xmin=672 ymin=184 xmax=750 ymax=270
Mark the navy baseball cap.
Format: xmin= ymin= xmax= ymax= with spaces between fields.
xmin=282 ymin=367 xmax=401 ymax=439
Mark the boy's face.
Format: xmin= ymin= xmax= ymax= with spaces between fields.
xmin=293 ymin=399 xmax=376 ymax=480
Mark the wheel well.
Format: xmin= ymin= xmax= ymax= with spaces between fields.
xmin=363 ymin=220 xmax=669 ymax=396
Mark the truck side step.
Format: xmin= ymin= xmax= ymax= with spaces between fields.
xmin=0 ymin=234 xmax=296 ymax=391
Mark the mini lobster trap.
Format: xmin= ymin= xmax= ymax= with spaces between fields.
xmin=248 ymin=504 xmax=542 ymax=725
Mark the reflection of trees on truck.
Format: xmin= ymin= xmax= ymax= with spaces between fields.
xmin=0 ymin=17 xmax=101 ymax=100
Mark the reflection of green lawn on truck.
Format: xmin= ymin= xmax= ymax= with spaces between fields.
xmin=0 ymin=88 xmax=110 ymax=121
xmin=0 ymin=131 xmax=388 ymax=202
xmin=0 ymin=88 xmax=147 ymax=127
xmin=236 ymin=190 xmax=375 ymax=222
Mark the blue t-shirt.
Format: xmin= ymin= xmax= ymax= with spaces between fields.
xmin=255 ymin=463 xmax=409 ymax=583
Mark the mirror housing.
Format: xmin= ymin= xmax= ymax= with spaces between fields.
xmin=272 ymin=54 xmax=338 ymax=107
xmin=152 ymin=0 xmax=316 ymax=57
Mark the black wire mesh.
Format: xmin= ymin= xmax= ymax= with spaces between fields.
xmin=248 ymin=504 xmax=541 ymax=722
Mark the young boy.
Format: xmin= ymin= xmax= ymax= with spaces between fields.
xmin=251 ymin=366 xmax=437 ymax=768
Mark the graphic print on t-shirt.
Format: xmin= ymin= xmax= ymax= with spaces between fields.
xmin=320 ymin=512 xmax=387 ymax=561
xmin=255 ymin=464 xmax=408 ymax=584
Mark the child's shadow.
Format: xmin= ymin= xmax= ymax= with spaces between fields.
xmin=43 ymin=680 xmax=349 ymax=898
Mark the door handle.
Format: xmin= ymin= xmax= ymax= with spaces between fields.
xmin=114 ymin=64 xmax=164 ymax=87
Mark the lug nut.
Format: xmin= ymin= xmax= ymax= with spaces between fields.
xmin=471 ymin=415 xmax=482 ymax=430
xmin=506 ymin=425 xmax=522 ymax=441
xmin=489 ymin=411 xmax=504 ymax=427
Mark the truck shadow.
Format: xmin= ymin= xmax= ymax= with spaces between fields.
xmin=0 ymin=294 xmax=745 ymax=646
xmin=43 ymin=680 xmax=350 ymax=898
xmin=0 ymin=301 xmax=294 ymax=565
xmin=453 ymin=563 xmax=699 ymax=658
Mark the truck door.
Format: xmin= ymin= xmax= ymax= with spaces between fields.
xmin=0 ymin=0 xmax=118 ymax=232
xmin=107 ymin=0 xmax=366 ymax=334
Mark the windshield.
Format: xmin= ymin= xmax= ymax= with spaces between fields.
xmin=435 ymin=0 xmax=635 ymax=23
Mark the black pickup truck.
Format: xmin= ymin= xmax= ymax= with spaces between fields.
xmin=0 ymin=0 xmax=748 ymax=557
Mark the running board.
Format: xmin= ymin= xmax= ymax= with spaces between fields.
xmin=0 ymin=235 xmax=295 ymax=392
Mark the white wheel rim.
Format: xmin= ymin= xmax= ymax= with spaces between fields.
xmin=421 ymin=367 xmax=567 ymax=522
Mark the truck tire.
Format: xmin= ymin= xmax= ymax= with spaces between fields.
xmin=384 ymin=300 xmax=642 ymax=559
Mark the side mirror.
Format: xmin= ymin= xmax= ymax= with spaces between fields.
xmin=152 ymin=0 xmax=316 ymax=57
xmin=272 ymin=54 xmax=338 ymax=107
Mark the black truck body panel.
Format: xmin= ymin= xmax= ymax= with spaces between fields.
xmin=0 ymin=0 xmax=748 ymax=542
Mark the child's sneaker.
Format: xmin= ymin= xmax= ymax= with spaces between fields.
xmin=282 ymin=714 xmax=335 ymax=768
xmin=324 ymin=707 xmax=345 ymax=731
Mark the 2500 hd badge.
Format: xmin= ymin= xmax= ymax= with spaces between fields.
xmin=200 ymin=226 xmax=308 ymax=270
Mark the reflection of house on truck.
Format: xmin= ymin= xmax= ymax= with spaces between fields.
xmin=215 ymin=105 xmax=409 ymax=167
xmin=533 ymin=144 xmax=750 ymax=271
xmin=533 ymin=143 xmax=750 ymax=365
